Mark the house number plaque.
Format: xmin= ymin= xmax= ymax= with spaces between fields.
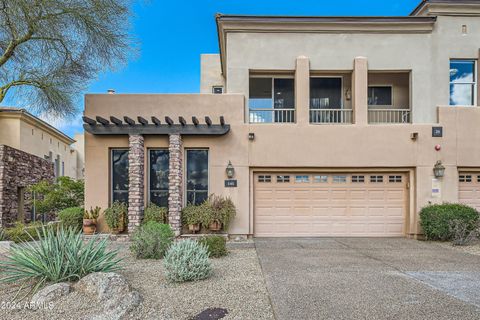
xmin=225 ymin=180 xmax=238 ymax=188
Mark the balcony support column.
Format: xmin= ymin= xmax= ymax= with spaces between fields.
xmin=295 ymin=56 xmax=310 ymax=124
xmin=353 ymin=57 xmax=368 ymax=125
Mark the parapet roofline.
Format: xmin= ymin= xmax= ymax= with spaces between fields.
xmin=216 ymin=14 xmax=436 ymax=75
xmin=411 ymin=0 xmax=480 ymax=16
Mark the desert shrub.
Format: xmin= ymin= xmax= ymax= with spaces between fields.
xmin=207 ymin=195 xmax=237 ymax=230
xmin=449 ymin=219 xmax=479 ymax=246
xmin=104 ymin=201 xmax=128 ymax=231
xmin=29 ymin=177 xmax=84 ymax=215
xmin=181 ymin=204 xmax=206 ymax=226
xmin=0 ymin=228 xmax=5 ymax=241
xmin=199 ymin=236 xmax=228 ymax=258
xmin=84 ymin=206 xmax=101 ymax=220
xmin=5 ymin=222 xmax=43 ymax=243
xmin=0 ymin=227 xmax=121 ymax=289
xmin=163 ymin=239 xmax=212 ymax=282
xmin=144 ymin=204 xmax=167 ymax=224
xmin=420 ymin=203 xmax=479 ymax=241
xmin=130 ymin=222 xmax=174 ymax=259
xmin=58 ymin=207 xmax=83 ymax=231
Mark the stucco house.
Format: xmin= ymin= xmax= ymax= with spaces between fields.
xmin=84 ymin=0 xmax=480 ymax=238
xmin=0 ymin=107 xmax=84 ymax=226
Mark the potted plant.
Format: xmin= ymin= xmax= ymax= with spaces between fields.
xmin=83 ymin=206 xmax=100 ymax=235
xmin=205 ymin=195 xmax=237 ymax=232
xmin=181 ymin=204 xmax=203 ymax=233
xmin=104 ymin=201 xmax=128 ymax=234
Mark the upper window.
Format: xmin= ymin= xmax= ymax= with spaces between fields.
xmin=149 ymin=150 xmax=169 ymax=207
xmin=277 ymin=175 xmax=290 ymax=183
xmin=459 ymin=175 xmax=472 ymax=183
xmin=450 ymin=60 xmax=477 ymax=106
xmin=258 ymin=175 xmax=272 ymax=183
xmin=368 ymin=86 xmax=392 ymax=106
xmin=370 ymin=175 xmax=384 ymax=183
xmin=313 ymin=175 xmax=328 ymax=183
xmin=111 ymin=149 xmax=129 ymax=204
xmin=295 ymin=175 xmax=310 ymax=183
xmin=249 ymin=77 xmax=295 ymax=123
xmin=212 ymin=86 xmax=223 ymax=94
xmin=186 ymin=150 xmax=209 ymax=205
xmin=333 ymin=175 xmax=347 ymax=183
xmin=310 ymin=77 xmax=342 ymax=109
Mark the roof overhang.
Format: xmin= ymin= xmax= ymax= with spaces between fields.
xmin=216 ymin=15 xmax=437 ymax=75
xmin=83 ymin=115 xmax=230 ymax=136
xmin=411 ymin=0 xmax=480 ymax=16
xmin=0 ymin=107 xmax=75 ymax=144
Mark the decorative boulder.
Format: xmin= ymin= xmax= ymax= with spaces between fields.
xmin=75 ymin=272 xmax=142 ymax=320
xmin=75 ymin=272 xmax=131 ymax=301
xmin=31 ymin=282 xmax=71 ymax=304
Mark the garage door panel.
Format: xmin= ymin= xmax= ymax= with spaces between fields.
xmin=458 ymin=172 xmax=480 ymax=211
xmin=254 ymin=172 xmax=407 ymax=237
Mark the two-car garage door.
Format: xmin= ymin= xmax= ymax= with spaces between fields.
xmin=254 ymin=172 xmax=408 ymax=237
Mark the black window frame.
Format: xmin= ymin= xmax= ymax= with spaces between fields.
xmin=186 ymin=149 xmax=209 ymax=205
xmin=111 ymin=149 xmax=129 ymax=205
xmin=148 ymin=149 xmax=170 ymax=208
xmin=368 ymin=86 xmax=393 ymax=107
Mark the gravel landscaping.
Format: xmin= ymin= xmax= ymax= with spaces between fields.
xmin=437 ymin=240 xmax=480 ymax=256
xmin=0 ymin=243 xmax=274 ymax=320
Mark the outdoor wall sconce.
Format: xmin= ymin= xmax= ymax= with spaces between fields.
xmin=433 ymin=160 xmax=445 ymax=178
xmin=226 ymin=161 xmax=235 ymax=178
xmin=345 ymin=88 xmax=352 ymax=101
xmin=248 ymin=133 xmax=255 ymax=141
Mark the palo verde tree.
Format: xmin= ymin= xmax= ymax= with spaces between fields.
xmin=0 ymin=0 xmax=134 ymax=117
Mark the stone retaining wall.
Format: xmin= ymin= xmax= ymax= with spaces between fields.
xmin=0 ymin=144 xmax=54 ymax=227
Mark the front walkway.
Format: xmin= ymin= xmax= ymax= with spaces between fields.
xmin=255 ymin=238 xmax=480 ymax=320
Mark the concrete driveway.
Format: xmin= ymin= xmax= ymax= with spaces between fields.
xmin=255 ymin=238 xmax=480 ymax=320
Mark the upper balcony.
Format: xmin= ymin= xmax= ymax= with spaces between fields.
xmin=367 ymin=71 xmax=411 ymax=124
xmin=247 ymin=70 xmax=411 ymax=125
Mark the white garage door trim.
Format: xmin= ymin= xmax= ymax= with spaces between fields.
xmin=254 ymin=172 xmax=408 ymax=237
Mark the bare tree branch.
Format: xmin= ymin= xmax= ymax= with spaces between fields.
xmin=0 ymin=0 xmax=135 ymax=117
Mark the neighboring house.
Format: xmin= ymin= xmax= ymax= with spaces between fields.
xmin=84 ymin=0 xmax=480 ymax=237
xmin=0 ymin=107 xmax=81 ymax=227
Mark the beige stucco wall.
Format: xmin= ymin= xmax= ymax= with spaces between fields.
xmin=84 ymin=91 xmax=480 ymax=237
xmin=0 ymin=117 xmax=20 ymax=149
xmin=222 ymin=16 xmax=480 ymax=123
xmin=200 ymin=54 xmax=225 ymax=94
xmin=0 ymin=112 xmax=78 ymax=179
xmin=73 ymin=133 xmax=85 ymax=179
xmin=85 ymin=13 xmax=480 ymax=237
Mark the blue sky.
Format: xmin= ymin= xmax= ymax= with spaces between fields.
xmin=36 ymin=0 xmax=421 ymax=137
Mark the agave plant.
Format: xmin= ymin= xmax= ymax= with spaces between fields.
xmin=0 ymin=226 xmax=122 ymax=291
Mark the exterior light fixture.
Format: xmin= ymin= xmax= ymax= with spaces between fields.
xmin=248 ymin=133 xmax=255 ymax=141
xmin=345 ymin=88 xmax=352 ymax=101
xmin=226 ymin=161 xmax=235 ymax=178
xmin=433 ymin=161 xmax=445 ymax=178
xmin=462 ymin=25 xmax=468 ymax=35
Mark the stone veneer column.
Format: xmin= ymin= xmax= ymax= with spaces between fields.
xmin=128 ymin=134 xmax=145 ymax=232
xmin=168 ymin=134 xmax=183 ymax=236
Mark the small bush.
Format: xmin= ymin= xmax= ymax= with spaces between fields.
xmin=144 ymin=204 xmax=167 ymax=224
xmin=58 ymin=207 xmax=83 ymax=231
xmin=104 ymin=201 xmax=128 ymax=231
xmin=5 ymin=222 xmax=43 ymax=243
xmin=420 ymin=203 xmax=479 ymax=241
xmin=207 ymin=195 xmax=237 ymax=230
xmin=130 ymin=222 xmax=174 ymax=259
xmin=182 ymin=204 xmax=206 ymax=226
xmin=163 ymin=240 xmax=212 ymax=282
xmin=0 ymin=227 xmax=121 ymax=289
xmin=199 ymin=236 xmax=228 ymax=258
xmin=449 ymin=219 xmax=479 ymax=246
xmin=0 ymin=228 xmax=5 ymax=241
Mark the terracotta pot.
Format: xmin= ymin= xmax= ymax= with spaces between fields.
xmin=83 ymin=219 xmax=96 ymax=235
xmin=188 ymin=223 xmax=200 ymax=233
xmin=209 ymin=220 xmax=222 ymax=231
